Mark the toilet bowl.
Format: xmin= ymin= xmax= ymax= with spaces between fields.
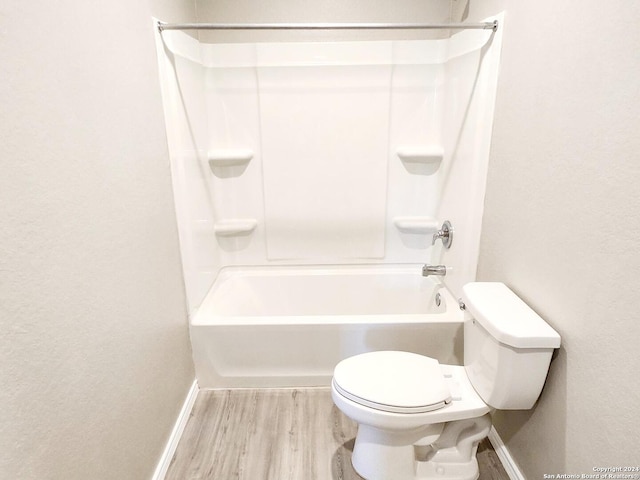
xmin=332 ymin=352 xmax=492 ymax=480
xmin=331 ymin=282 xmax=561 ymax=480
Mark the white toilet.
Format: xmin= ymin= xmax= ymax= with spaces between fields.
xmin=331 ymin=282 xmax=561 ymax=480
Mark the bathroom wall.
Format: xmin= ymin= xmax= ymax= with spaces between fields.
xmin=156 ymin=9 xmax=503 ymax=310
xmin=0 ymin=1 xmax=196 ymax=479
xmin=466 ymin=0 xmax=640 ymax=475
xmin=194 ymin=0 xmax=454 ymax=42
xmin=153 ymin=0 xmax=198 ymax=25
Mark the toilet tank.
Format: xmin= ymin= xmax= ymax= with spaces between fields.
xmin=462 ymin=283 xmax=561 ymax=410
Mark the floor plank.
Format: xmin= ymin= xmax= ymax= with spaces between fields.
xmin=165 ymin=388 xmax=509 ymax=480
xmin=477 ymin=438 xmax=510 ymax=480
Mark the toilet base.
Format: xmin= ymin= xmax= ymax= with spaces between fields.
xmin=351 ymin=414 xmax=491 ymax=480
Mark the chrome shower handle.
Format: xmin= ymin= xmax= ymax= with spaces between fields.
xmin=432 ymin=220 xmax=453 ymax=248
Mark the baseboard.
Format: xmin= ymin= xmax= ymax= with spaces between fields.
xmin=151 ymin=379 xmax=199 ymax=480
xmin=488 ymin=426 xmax=525 ymax=480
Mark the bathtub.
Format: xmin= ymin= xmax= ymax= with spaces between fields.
xmin=190 ymin=264 xmax=464 ymax=388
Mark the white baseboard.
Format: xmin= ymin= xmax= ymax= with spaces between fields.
xmin=151 ymin=380 xmax=199 ymax=480
xmin=488 ymin=426 xmax=525 ymax=480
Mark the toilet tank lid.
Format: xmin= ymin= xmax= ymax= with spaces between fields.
xmin=462 ymin=283 xmax=561 ymax=349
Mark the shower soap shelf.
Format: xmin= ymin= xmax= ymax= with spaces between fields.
xmin=396 ymin=146 xmax=443 ymax=164
xmin=208 ymin=148 xmax=254 ymax=167
xmin=393 ymin=217 xmax=439 ymax=234
xmin=214 ymin=219 xmax=258 ymax=236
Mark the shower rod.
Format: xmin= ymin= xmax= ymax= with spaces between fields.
xmin=157 ymin=20 xmax=498 ymax=32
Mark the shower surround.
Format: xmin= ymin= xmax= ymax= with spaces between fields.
xmin=154 ymin=18 xmax=503 ymax=387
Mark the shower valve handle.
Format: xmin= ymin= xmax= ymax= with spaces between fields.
xmin=432 ymin=220 xmax=453 ymax=249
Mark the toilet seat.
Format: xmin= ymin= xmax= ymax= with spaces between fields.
xmin=332 ymin=351 xmax=451 ymax=414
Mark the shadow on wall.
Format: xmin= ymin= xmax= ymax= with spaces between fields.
xmin=493 ymin=346 xmax=567 ymax=472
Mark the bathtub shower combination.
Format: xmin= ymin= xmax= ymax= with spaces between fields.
xmin=190 ymin=264 xmax=462 ymax=387
xmin=154 ymin=15 xmax=504 ymax=389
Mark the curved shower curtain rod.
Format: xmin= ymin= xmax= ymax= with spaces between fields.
xmin=157 ymin=20 xmax=498 ymax=32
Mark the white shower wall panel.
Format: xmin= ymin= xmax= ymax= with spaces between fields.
xmin=197 ymin=40 xmax=451 ymax=265
xmin=385 ymin=62 xmax=445 ymax=260
xmin=155 ymin=19 xmax=504 ymax=310
xmin=154 ymin=27 xmax=220 ymax=311
xmin=205 ymin=67 xmax=260 ymax=158
xmin=204 ymin=64 xmax=267 ymax=265
xmin=436 ymin=18 xmax=504 ymax=297
xmin=259 ymin=63 xmax=391 ymax=260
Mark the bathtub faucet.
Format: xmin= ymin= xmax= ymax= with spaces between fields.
xmin=422 ymin=264 xmax=447 ymax=277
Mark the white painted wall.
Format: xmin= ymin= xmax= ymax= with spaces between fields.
xmin=465 ymin=0 xmax=640 ymax=475
xmin=195 ymin=0 xmax=454 ymax=42
xmin=0 ymin=1 xmax=196 ymax=479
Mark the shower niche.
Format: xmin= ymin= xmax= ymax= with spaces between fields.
xmin=154 ymin=17 xmax=504 ymax=312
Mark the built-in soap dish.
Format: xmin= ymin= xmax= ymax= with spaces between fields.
xmin=214 ymin=219 xmax=257 ymax=237
xmin=396 ymin=146 xmax=443 ymax=175
xmin=396 ymin=146 xmax=443 ymax=164
xmin=208 ymin=148 xmax=254 ymax=168
xmin=393 ymin=216 xmax=439 ymax=234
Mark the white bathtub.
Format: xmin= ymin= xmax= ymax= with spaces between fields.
xmin=190 ymin=264 xmax=464 ymax=388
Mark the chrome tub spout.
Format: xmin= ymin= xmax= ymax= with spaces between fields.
xmin=422 ymin=264 xmax=447 ymax=277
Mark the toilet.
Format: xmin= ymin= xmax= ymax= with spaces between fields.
xmin=331 ymin=282 xmax=561 ymax=480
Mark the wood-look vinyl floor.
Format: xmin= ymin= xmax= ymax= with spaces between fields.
xmin=165 ymin=388 xmax=509 ymax=480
